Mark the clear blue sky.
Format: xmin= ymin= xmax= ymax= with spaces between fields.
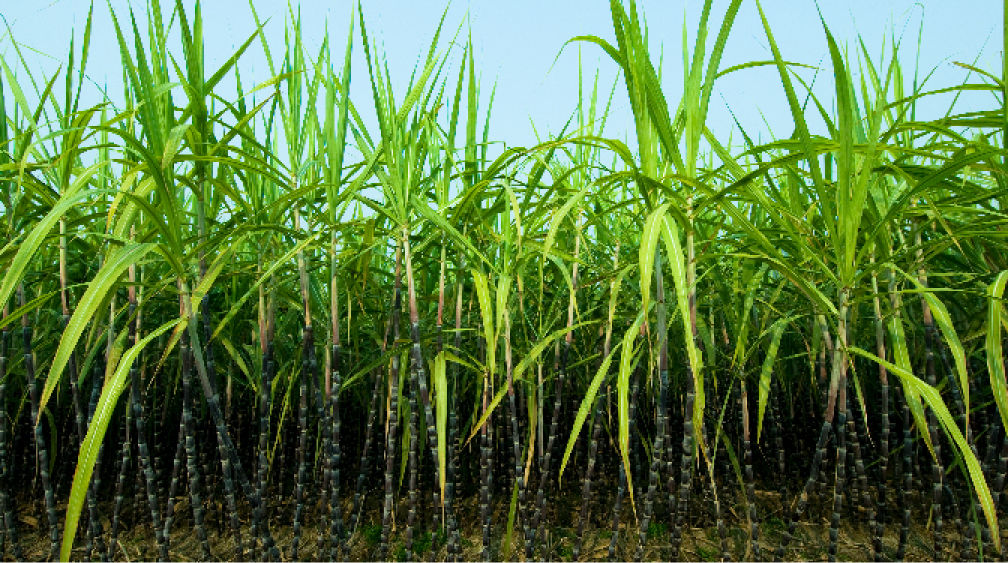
xmin=1 ymin=1 xmax=1002 ymax=157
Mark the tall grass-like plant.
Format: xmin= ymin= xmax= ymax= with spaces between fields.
xmin=0 ymin=1 xmax=1007 ymax=561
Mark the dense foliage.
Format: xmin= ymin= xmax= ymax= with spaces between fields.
xmin=1 ymin=0 xmax=1008 ymax=560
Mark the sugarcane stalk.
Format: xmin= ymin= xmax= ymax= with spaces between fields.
xmin=502 ymin=309 xmax=529 ymax=560
xmin=635 ymin=247 xmax=667 ymax=562
xmin=911 ymin=227 xmax=945 ymax=558
xmin=319 ymin=327 xmax=333 ymax=555
xmin=59 ymin=220 xmax=107 ymax=560
xmin=319 ymin=376 xmax=332 ymax=561
xmin=19 ymin=286 xmax=59 ymax=560
xmin=573 ymin=387 xmax=602 ymax=560
xmin=404 ymin=230 xmax=442 ymax=549
xmin=771 ymin=382 xmax=787 ymax=483
xmin=291 ymin=325 xmax=313 ymax=561
xmin=894 ymin=382 xmax=912 ymax=560
xmin=847 ymin=394 xmax=876 ymax=562
xmin=921 ymin=322 xmax=946 ymax=557
xmin=670 ymin=199 xmax=700 ymax=561
xmin=328 ymin=387 xmax=343 ymax=558
xmin=325 ymin=239 xmax=345 ymax=558
xmin=710 ymin=435 xmax=731 ymax=562
xmin=379 ymin=245 xmax=403 ymax=561
xmin=479 ymin=375 xmax=493 ymax=562
xmin=181 ymin=319 xmax=211 ymax=561
xmin=870 ymin=264 xmax=889 ymax=562
xmin=935 ymin=331 xmax=981 ymax=558
xmin=530 ymin=229 xmax=580 ymax=558
xmin=827 ymin=291 xmax=850 ymax=563
xmin=405 ymin=350 xmax=420 ymax=559
xmin=446 ymin=407 xmax=460 ymax=562
xmin=86 ymin=305 xmax=112 ymax=559
xmin=741 ymin=376 xmax=760 ymax=561
xmin=326 ymin=295 xmax=345 ymax=558
xmin=777 ymin=353 xmax=835 ymax=557
xmin=817 ymin=319 xmax=835 ymax=500
xmin=0 ymin=303 xmax=19 ymax=560
xmin=157 ymin=404 xmax=184 ymax=550
xmin=768 ymin=382 xmax=790 ymax=558
xmin=290 ymin=201 xmax=315 ymax=561
xmin=446 ymin=272 xmax=464 ymax=562
xmin=198 ymin=286 xmax=243 ymax=560
xmin=349 ymin=367 xmax=382 ymax=538
xmin=184 ymin=284 xmax=281 ymax=560
xmin=254 ymin=290 xmax=275 ymax=557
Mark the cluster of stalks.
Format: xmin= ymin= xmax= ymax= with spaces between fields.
xmin=1 ymin=0 xmax=1008 ymax=562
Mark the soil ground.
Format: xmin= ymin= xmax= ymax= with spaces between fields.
xmin=9 ymin=485 xmax=1001 ymax=561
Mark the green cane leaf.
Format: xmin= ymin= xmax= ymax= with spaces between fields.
xmin=41 ymin=242 xmax=159 ymax=418
xmin=756 ymin=319 xmax=786 ymax=443
xmin=60 ymin=318 xmax=184 ymax=561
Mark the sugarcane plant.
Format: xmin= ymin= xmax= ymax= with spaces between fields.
xmin=1 ymin=0 xmax=1008 ymax=561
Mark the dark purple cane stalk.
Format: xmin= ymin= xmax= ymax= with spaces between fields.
xmin=19 ymin=286 xmax=59 ymax=560
xmin=607 ymin=372 xmax=639 ymax=562
xmin=405 ymin=357 xmax=420 ymax=559
xmin=328 ymin=348 xmax=344 ymax=559
xmin=871 ymin=268 xmax=889 ymax=562
xmin=573 ymin=392 xmax=602 ymax=560
xmin=157 ymin=408 xmax=184 ymax=550
xmin=635 ymin=248 xmax=667 ymax=562
xmin=479 ymin=383 xmax=493 ymax=562
xmin=181 ymin=328 xmax=211 ymax=560
xmin=0 ymin=304 xmax=19 ymax=560
xmin=379 ymin=248 xmax=403 ymax=561
xmin=198 ymin=292 xmax=243 ymax=560
xmin=742 ymin=378 xmax=760 ymax=561
xmin=349 ymin=369 xmax=382 ymax=538
xmin=255 ymin=307 xmax=275 ymax=556
xmin=290 ymin=325 xmax=314 ymax=561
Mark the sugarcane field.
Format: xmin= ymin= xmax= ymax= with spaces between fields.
xmin=1 ymin=0 xmax=1007 ymax=560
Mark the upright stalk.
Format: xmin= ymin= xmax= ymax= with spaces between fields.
xmin=327 ymin=252 xmax=344 ymax=558
xmin=404 ymin=228 xmax=441 ymax=546
xmin=742 ymin=376 xmax=759 ymax=560
xmin=291 ymin=204 xmax=314 ymax=561
xmin=671 ymin=196 xmax=699 ymax=560
xmin=379 ymin=245 xmax=403 ymax=560
xmin=20 ymin=286 xmax=59 ymax=559
xmin=635 ymin=248 xmax=667 ymax=562
xmin=870 ymin=263 xmax=889 ymax=562
xmin=0 ymin=303 xmax=18 ymax=560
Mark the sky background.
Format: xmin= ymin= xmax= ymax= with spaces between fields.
xmin=0 ymin=1 xmax=1003 ymax=159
